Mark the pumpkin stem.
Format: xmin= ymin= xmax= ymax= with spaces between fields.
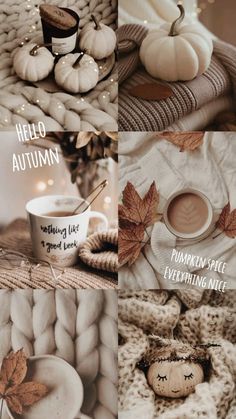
xmin=73 ymin=52 xmax=84 ymax=68
xmin=169 ymin=5 xmax=185 ymax=37
xmin=91 ymin=14 xmax=101 ymax=30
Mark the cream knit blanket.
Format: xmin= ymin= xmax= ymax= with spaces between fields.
xmin=118 ymin=290 xmax=236 ymax=419
xmin=0 ymin=289 xmax=118 ymax=419
xmin=0 ymin=0 xmax=118 ymax=131
xmin=119 ymin=132 xmax=236 ymax=290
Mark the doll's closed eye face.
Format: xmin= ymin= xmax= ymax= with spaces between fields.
xmin=147 ymin=361 xmax=204 ymax=398
xmin=156 ymin=373 xmax=167 ymax=382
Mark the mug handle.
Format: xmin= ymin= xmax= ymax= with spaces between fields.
xmin=89 ymin=211 xmax=109 ymax=231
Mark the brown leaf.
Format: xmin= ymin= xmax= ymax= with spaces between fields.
xmin=119 ymin=181 xmax=159 ymax=228
xmin=216 ymin=203 xmax=236 ymax=238
xmin=0 ymin=382 xmax=6 ymax=396
xmin=6 ymin=382 xmax=48 ymax=408
xmin=6 ymin=394 xmax=23 ymax=414
xmin=0 ymin=350 xmax=48 ymax=416
xmin=119 ymin=223 xmax=145 ymax=266
xmin=156 ymin=132 xmax=204 ymax=151
xmin=104 ymin=132 xmax=118 ymax=141
xmin=129 ymin=83 xmax=173 ymax=101
xmin=0 ymin=349 xmax=27 ymax=386
xmin=76 ymin=132 xmax=94 ymax=148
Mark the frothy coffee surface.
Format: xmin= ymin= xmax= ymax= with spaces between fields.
xmin=167 ymin=193 xmax=208 ymax=234
xmin=43 ymin=211 xmax=75 ymax=217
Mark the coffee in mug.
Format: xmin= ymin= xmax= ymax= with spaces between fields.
xmin=163 ymin=188 xmax=213 ymax=239
xmin=43 ymin=211 xmax=75 ymax=217
xmin=26 ymin=195 xmax=108 ymax=267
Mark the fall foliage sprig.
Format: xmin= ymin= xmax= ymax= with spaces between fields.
xmin=216 ymin=202 xmax=236 ymax=238
xmin=0 ymin=350 xmax=48 ymax=417
xmin=119 ymin=182 xmax=160 ymax=266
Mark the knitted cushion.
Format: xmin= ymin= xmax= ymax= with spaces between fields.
xmin=79 ymin=230 xmax=118 ymax=273
xmin=118 ymin=290 xmax=236 ymax=419
xmin=0 ymin=289 xmax=118 ymax=419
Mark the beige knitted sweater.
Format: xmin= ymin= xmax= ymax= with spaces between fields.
xmin=118 ymin=290 xmax=236 ymax=419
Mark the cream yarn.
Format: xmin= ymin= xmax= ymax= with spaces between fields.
xmin=0 ymin=289 xmax=117 ymax=419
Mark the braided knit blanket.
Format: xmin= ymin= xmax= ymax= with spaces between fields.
xmin=118 ymin=24 xmax=236 ymax=131
xmin=0 ymin=219 xmax=117 ymax=288
xmin=0 ymin=0 xmax=118 ymax=131
xmin=118 ymin=290 xmax=236 ymax=419
xmin=0 ymin=289 xmax=118 ymax=419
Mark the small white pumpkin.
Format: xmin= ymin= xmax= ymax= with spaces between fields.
xmin=54 ymin=52 xmax=99 ymax=93
xmin=13 ymin=43 xmax=54 ymax=82
xmin=79 ymin=15 xmax=116 ymax=60
xmin=140 ymin=5 xmax=213 ymax=82
xmin=147 ymin=360 xmax=204 ymax=398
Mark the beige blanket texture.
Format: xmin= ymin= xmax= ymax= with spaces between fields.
xmin=0 ymin=219 xmax=117 ymax=289
xmin=118 ymin=290 xmax=236 ymax=419
xmin=0 ymin=289 xmax=117 ymax=419
xmin=0 ymin=0 xmax=118 ymax=131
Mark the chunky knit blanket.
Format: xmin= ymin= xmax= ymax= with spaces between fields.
xmin=0 ymin=289 xmax=117 ymax=419
xmin=0 ymin=219 xmax=117 ymax=288
xmin=118 ymin=24 xmax=236 ymax=131
xmin=118 ymin=290 xmax=236 ymax=419
xmin=0 ymin=0 xmax=118 ymax=131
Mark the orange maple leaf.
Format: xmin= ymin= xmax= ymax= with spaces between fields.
xmin=0 ymin=350 xmax=48 ymax=416
xmin=216 ymin=203 xmax=236 ymax=238
xmin=119 ymin=181 xmax=159 ymax=227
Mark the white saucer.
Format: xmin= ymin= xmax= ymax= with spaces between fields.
xmin=5 ymin=355 xmax=83 ymax=419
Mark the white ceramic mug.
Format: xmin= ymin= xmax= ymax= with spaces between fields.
xmin=163 ymin=188 xmax=214 ymax=240
xmin=26 ymin=195 xmax=108 ymax=267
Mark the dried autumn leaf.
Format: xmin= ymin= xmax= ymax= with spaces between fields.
xmin=76 ymin=132 xmax=94 ymax=148
xmin=0 ymin=350 xmax=48 ymax=416
xmin=0 ymin=382 xmax=6 ymax=396
xmin=0 ymin=349 xmax=27 ymax=386
xmin=104 ymin=132 xmax=118 ymax=141
xmin=6 ymin=394 xmax=23 ymax=414
xmin=156 ymin=132 xmax=204 ymax=151
xmin=129 ymin=83 xmax=173 ymax=101
xmin=216 ymin=203 xmax=236 ymax=238
xmin=119 ymin=223 xmax=145 ymax=266
xmin=119 ymin=181 xmax=159 ymax=227
xmin=76 ymin=131 xmax=118 ymax=149
xmin=6 ymin=382 xmax=48 ymax=410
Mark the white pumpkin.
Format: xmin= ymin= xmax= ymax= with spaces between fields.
xmin=13 ymin=43 xmax=54 ymax=82
xmin=54 ymin=53 xmax=99 ymax=93
xmin=147 ymin=360 xmax=204 ymax=398
xmin=140 ymin=5 xmax=213 ymax=82
xmin=79 ymin=15 xmax=116 ymax=60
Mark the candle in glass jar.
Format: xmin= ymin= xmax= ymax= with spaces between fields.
xmin=39 ymin=4 xmax=80 ymax=55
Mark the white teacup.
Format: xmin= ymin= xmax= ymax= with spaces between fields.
xmin=26 ymin=195 xmax=108 ymax=267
